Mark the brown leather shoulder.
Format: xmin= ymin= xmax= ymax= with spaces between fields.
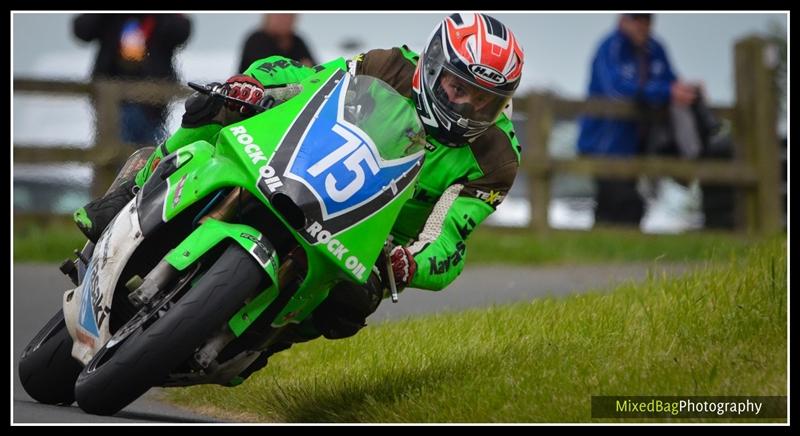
xmin=355 ymin=47 xmax=416 ymax=99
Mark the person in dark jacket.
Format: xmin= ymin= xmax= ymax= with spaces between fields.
xmin=576 ymin=13 xmax=699 ymax=226
xmin=238 ymin=13 xmax=316 ymax=74
xmin=73 ymin=14 xmax=192 ymax=146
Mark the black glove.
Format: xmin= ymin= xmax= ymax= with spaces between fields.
xmin=182 ymin=83 xmax=224 ymax=128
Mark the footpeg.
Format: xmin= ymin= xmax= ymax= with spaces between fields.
xmin=74 ymin=249 xmax=90 ymax=265
xmin=59 ymin=258 xmax=79 ymax=286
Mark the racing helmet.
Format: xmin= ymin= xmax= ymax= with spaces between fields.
xmin=413 ymin=13 xmax=524 ymax=147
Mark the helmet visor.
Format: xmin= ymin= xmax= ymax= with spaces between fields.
xmin=430 ymin=68 xmax=510 ymax=124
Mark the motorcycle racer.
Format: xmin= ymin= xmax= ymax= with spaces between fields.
xmin=73 ymin=13 xmax=525 ymax=366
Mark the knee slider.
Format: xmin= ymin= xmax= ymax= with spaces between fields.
xmin=312 ymin=312 xmax=366 ymax=340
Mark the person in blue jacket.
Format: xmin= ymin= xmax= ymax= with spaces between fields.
xmin=576 ymin=13 xmax=699 ymax=225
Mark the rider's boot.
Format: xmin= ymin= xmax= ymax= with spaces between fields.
xmin=73 ymin=178 xmax=137 ymax=243
xmin=73 ymin=147 xmax=154 ymax=243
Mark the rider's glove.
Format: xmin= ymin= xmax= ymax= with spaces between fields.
xmin=389 ymin=246 xmax=417 ymax=289
xmin=223 ymin=74 xmax=265 ymax=115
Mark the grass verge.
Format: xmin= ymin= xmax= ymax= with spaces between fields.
xmin=165 ymin=236 xmax=786 ymax=423
xmin=13 ymin=218 xmax=87 ymax=263
xmin=466 ymin=226 xmax=756 ymax=265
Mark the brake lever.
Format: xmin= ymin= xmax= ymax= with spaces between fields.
xmin=382 ymin=242 xmax=399 ymax=303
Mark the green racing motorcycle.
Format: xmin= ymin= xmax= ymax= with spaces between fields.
xmin=18 ymin=59 xmax=427 ymax=416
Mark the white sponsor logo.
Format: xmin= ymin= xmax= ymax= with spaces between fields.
xmin=468 ymin=64 xmax=507 ymax=85
xmin=306 ymin=220 xmax=367 ymax=280
xmin=230 ymin=126 xmax=284 ymax=193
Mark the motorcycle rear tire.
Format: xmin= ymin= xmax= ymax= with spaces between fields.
xmin=18 ymin=309 xmax=83 ymax=405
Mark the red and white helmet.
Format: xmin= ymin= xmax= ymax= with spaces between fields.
xmin=413 ymin=13 xmax=524 ymax=146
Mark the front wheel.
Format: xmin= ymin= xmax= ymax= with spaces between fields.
xmin=18 ymin=310 xmax=83 ymax=405
xmin=74 ymin=244 xmax=267 ymax=416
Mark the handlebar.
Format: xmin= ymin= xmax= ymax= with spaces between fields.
xmin=381 ymin=241 xmax=399 ymax=303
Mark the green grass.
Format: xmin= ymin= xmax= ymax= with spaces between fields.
xmin=13 ymin=218 xmax=88 ymax=263
xmin=13 ymin=217 xmax=756 ymax=265
xmin=467 ymin=226 xmax=756 ymax=265
xmin=165 ymin=236 xmax=787 ymax=423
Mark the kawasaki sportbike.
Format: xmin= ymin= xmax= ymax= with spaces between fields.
xmin=18 ymin=59 xmax=426 ymax=416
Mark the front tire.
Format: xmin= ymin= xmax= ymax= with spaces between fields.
xmin=18 ymin=310 xmax=83 ymax=405
xmin=74 ymin=244 xmax=266 ymax=416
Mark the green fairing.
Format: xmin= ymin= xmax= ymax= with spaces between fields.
xmin=133 ymin=58 xmax=424 ymax=334
xmin=135 ymin=124 xmax=223 ymax=188
xmin=164 ymin=218 xmax=276 ymax=274
xmin=136 ymin=52 xmax=520 ymax=293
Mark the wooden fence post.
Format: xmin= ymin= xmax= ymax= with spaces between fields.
xmin=91 ymin=80 xmax=126 ymax=198
xmin=524 ymin=92 xmax=554 ymax=233
xmin=733 ymin=36 xmax=782 ymax=235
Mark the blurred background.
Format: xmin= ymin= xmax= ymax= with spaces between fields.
xmin=12 ymin=12 xmax=787 ymax=235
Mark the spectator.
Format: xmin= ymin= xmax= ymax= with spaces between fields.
xmin=238 ymin=13 xmax=316 ymax=73
xmin=73 ymin=13 xmax=192 ymax=147
xmin=576 ymin=13 xmax=702 ymax=227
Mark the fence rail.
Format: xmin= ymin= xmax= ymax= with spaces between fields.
xmin=14 ymin=78 xmax=191 ymax=197
xmin=13 ymin=36 xmax=784 ymax=235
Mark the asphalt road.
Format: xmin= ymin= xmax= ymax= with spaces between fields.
xmin=370 ymin=262 xmax=693 ymax=322
xmin=12 ymin=261 xmax=694 ymax=423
